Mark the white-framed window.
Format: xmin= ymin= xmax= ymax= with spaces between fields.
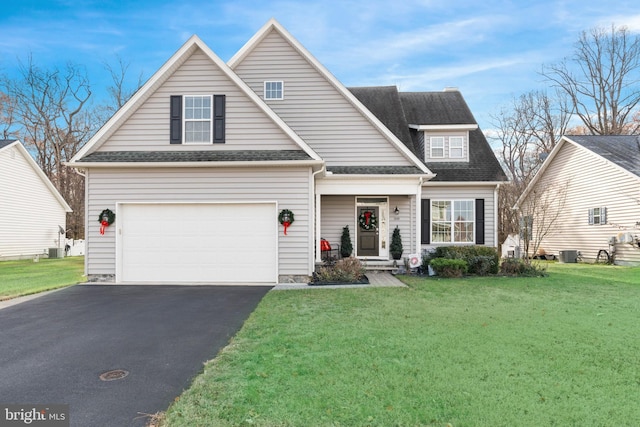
xmin=184 ymin=95 xmax=212 ymax=144
xmin=264 ymin=81 xmax=284 ymax=100
xmin=588 ymin=207 xmax=607 ymax=225
xmin=431 ymin=200 xmax=475 ymax=243
xmin=449 ymin=136 xmax=464 ymax=158
xmin=430 ymin=137 xmax=445 ymax=158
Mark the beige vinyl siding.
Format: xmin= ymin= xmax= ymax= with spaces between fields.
xmin=320 ymin=196 xmax=355 ymax=255
xmin=422 ymin=186 xmax=497 ymax=248
xmin=522 ymin=142 xmax=640 ymax=265
xmin=320 ymin=195 xmax=416 ymax=257
xmin=100 ymin=48 xmax=300 ymax=152
xmin=424 ymin=131 xmax=469 ymax=162
xmin=389 ymin=195 xmax=416 ymax=253
xmin=85 ymin=166 xmax=312 ymax=277
xmin=0 ymin=145 xmax=67 ymax=258
xmin=233 ymin=30 xmax=412 ymax=167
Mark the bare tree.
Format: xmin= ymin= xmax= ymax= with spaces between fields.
xmin=1 ymin=57 xmax=95 ymax=238
xmin=543 ymin=24 xmax=640 ymax=135
xmin=103 ymin=54 xmax=144 ymax=115
xmin=517 ymin=182 xmax=569 ymax=263
xmin=491 ymin=90 xmax=571 ymax=245
xmin=0 ymin=91 xmax=17 ymax=139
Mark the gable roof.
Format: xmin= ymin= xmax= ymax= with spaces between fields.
xmin=567 ymin=135 xmax=640 ymax=178
xmin=69 ymin=34 xmax=322 ymax=166
xmin=229 ymin=19 xmax=431 ymax=176
xmin=515 ymin=134 xmax=640 ymax=209
xmin=349 ymin=87 xmax=507 ymax=183
xmin=0 ymin=140 xmax=72 ymax=212
xmin=399 ymin=90 xmax=477 ymax=125
xmin=0 ymin=139 xmax=16 ymax=150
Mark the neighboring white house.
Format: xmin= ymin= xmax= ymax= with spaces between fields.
xmin=0 ymin=140 xmax=72 ymax=260
xmin=68 ymin=19 xmax=506 ymax=284
xmin=515 ymin=135 xmax=640 ymax=266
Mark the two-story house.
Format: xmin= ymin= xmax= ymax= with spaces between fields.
xmin=68 ymin=19 xmax=506 ymax=284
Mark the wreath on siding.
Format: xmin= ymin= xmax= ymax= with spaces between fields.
xmin=359 ymin=210 xmax=378 ymax=231
xmin=98 ymin=209 xmax=115 ymax=235
xmin=278 ymin=209 xmax=294 ymax=235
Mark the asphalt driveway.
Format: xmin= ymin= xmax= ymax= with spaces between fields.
xmin=0 ymin=284 xmax=272 ymax=426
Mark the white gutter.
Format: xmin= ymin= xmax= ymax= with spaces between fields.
xmin=409 ymin=124 xmax=478 ymax=131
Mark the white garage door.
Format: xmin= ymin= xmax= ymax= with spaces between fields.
xmin=119 ymin=203 xmax=277 ymax=284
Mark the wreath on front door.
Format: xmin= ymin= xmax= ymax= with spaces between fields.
xmin=358 ymin=210 xmax=378 ymax=231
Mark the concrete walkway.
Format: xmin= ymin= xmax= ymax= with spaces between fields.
xmin=273 ymin=271 xmax=407 ymax=290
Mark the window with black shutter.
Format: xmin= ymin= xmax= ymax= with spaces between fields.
xmin=169 ymin=94 xmax=225 ymax=144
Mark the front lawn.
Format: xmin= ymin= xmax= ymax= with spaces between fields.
xmin=162 ymin=263 xmax=640 ymax=426
xmin=0 ymin=256 xmax=85 ymax=300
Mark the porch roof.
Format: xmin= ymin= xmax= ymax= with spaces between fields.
xmin=327 ymin=165 xmax=426 ymax=175
xmin=76 ymin=150 xmax=314 ymax=163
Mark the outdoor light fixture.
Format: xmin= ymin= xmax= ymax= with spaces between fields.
xmin=394 ymin=206 xmax=400 ymax=216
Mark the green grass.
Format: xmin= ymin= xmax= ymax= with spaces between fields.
xmin=163 ymin=262 xmax=640 ymax=427
xmin=0 ymin=256 xmax=85 ymax=300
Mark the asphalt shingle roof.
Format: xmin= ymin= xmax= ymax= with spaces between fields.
xmin=399 ymin=91 xmax=477 ymax=125
xmin=78 ymin=150 xmax=314 ymax=163
xmin=568 ymin=135 xmax=640 ymax=178
xmin=327 ymin=166 xmax=426 ymax=175
xmin=0 ymin=139 xmax=17 ymax=150
xmin=348 ymin=87 xmax=507 ymax=182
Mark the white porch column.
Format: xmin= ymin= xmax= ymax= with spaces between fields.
xmin=315 ymin=193 xmax=322 ymax=263
xmin=415 ymin=182 xmax=422 ymax=254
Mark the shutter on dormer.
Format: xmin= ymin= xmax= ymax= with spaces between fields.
xmin=170 ymin=95 xmax=182 ymax=144
xmin=601 ymin=207 xmax=607 ymax=224
xmin=421 ymin=199 xmax=431 ymax=244
xmin=213 ymin=94 xmax=225 ymax=143
xmin=475 ymin=199 xmax=485 ymax=245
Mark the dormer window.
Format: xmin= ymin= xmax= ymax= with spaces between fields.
xmin=449 ymin=136 xmax=464 ymax=158
xmin=430 ymin=137 xmax=445 ymax=158
xmin=264 ymin=81 xmax=284 ymax=100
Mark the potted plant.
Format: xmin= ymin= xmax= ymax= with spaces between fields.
xmin=340 ymin=225 xmax=353 ymax=258
xmin=390 ymin=226 xmax=403 ymax=260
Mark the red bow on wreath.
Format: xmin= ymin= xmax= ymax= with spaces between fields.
xmin=278 ymin=209 xmax=295 ymax=235
xmin=363 ymin=211 xmax=372 ymax=225
xmin=100 ymin=219 xmax=109 ymax=235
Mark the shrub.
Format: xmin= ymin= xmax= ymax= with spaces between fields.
xmin=429 ymin=258 xmax=468 ymax=278
xmin=427 ymin=246 xmax=499 ymax=275
xmin=500 ymin=258 xmax=547 ymax=277
xmin=390 ymin=227 xmax=403 ymax=260
xmin=315 ymin=257 xmax=365 ymax=282
xmin=340 ymin=226 xmax=353 ymax=258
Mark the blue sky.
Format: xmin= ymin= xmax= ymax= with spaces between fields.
xmin=1 ymin=0 xmax=639 ymax=132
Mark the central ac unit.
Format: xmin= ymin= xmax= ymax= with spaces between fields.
xmin=558 ymin=250 xmax=578 ymax=263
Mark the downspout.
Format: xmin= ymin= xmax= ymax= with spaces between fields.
xmin=72 ymin=167 xmax=88 ymax=277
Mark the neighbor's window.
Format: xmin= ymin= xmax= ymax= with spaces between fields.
xmin=184 ymin=95 xmax=212 ymax=143
xmin=431 ymin=200 xmax=474 ymax=243
xmin=430 ymin=137 xmax=445 ymax=158
xmin=449 ymin=136 xmax=464 ymax=158
xmin=264 ymin=81 xmax=284 ymax=100
xmin=588 ymin=207 xmax=607 ymax=225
